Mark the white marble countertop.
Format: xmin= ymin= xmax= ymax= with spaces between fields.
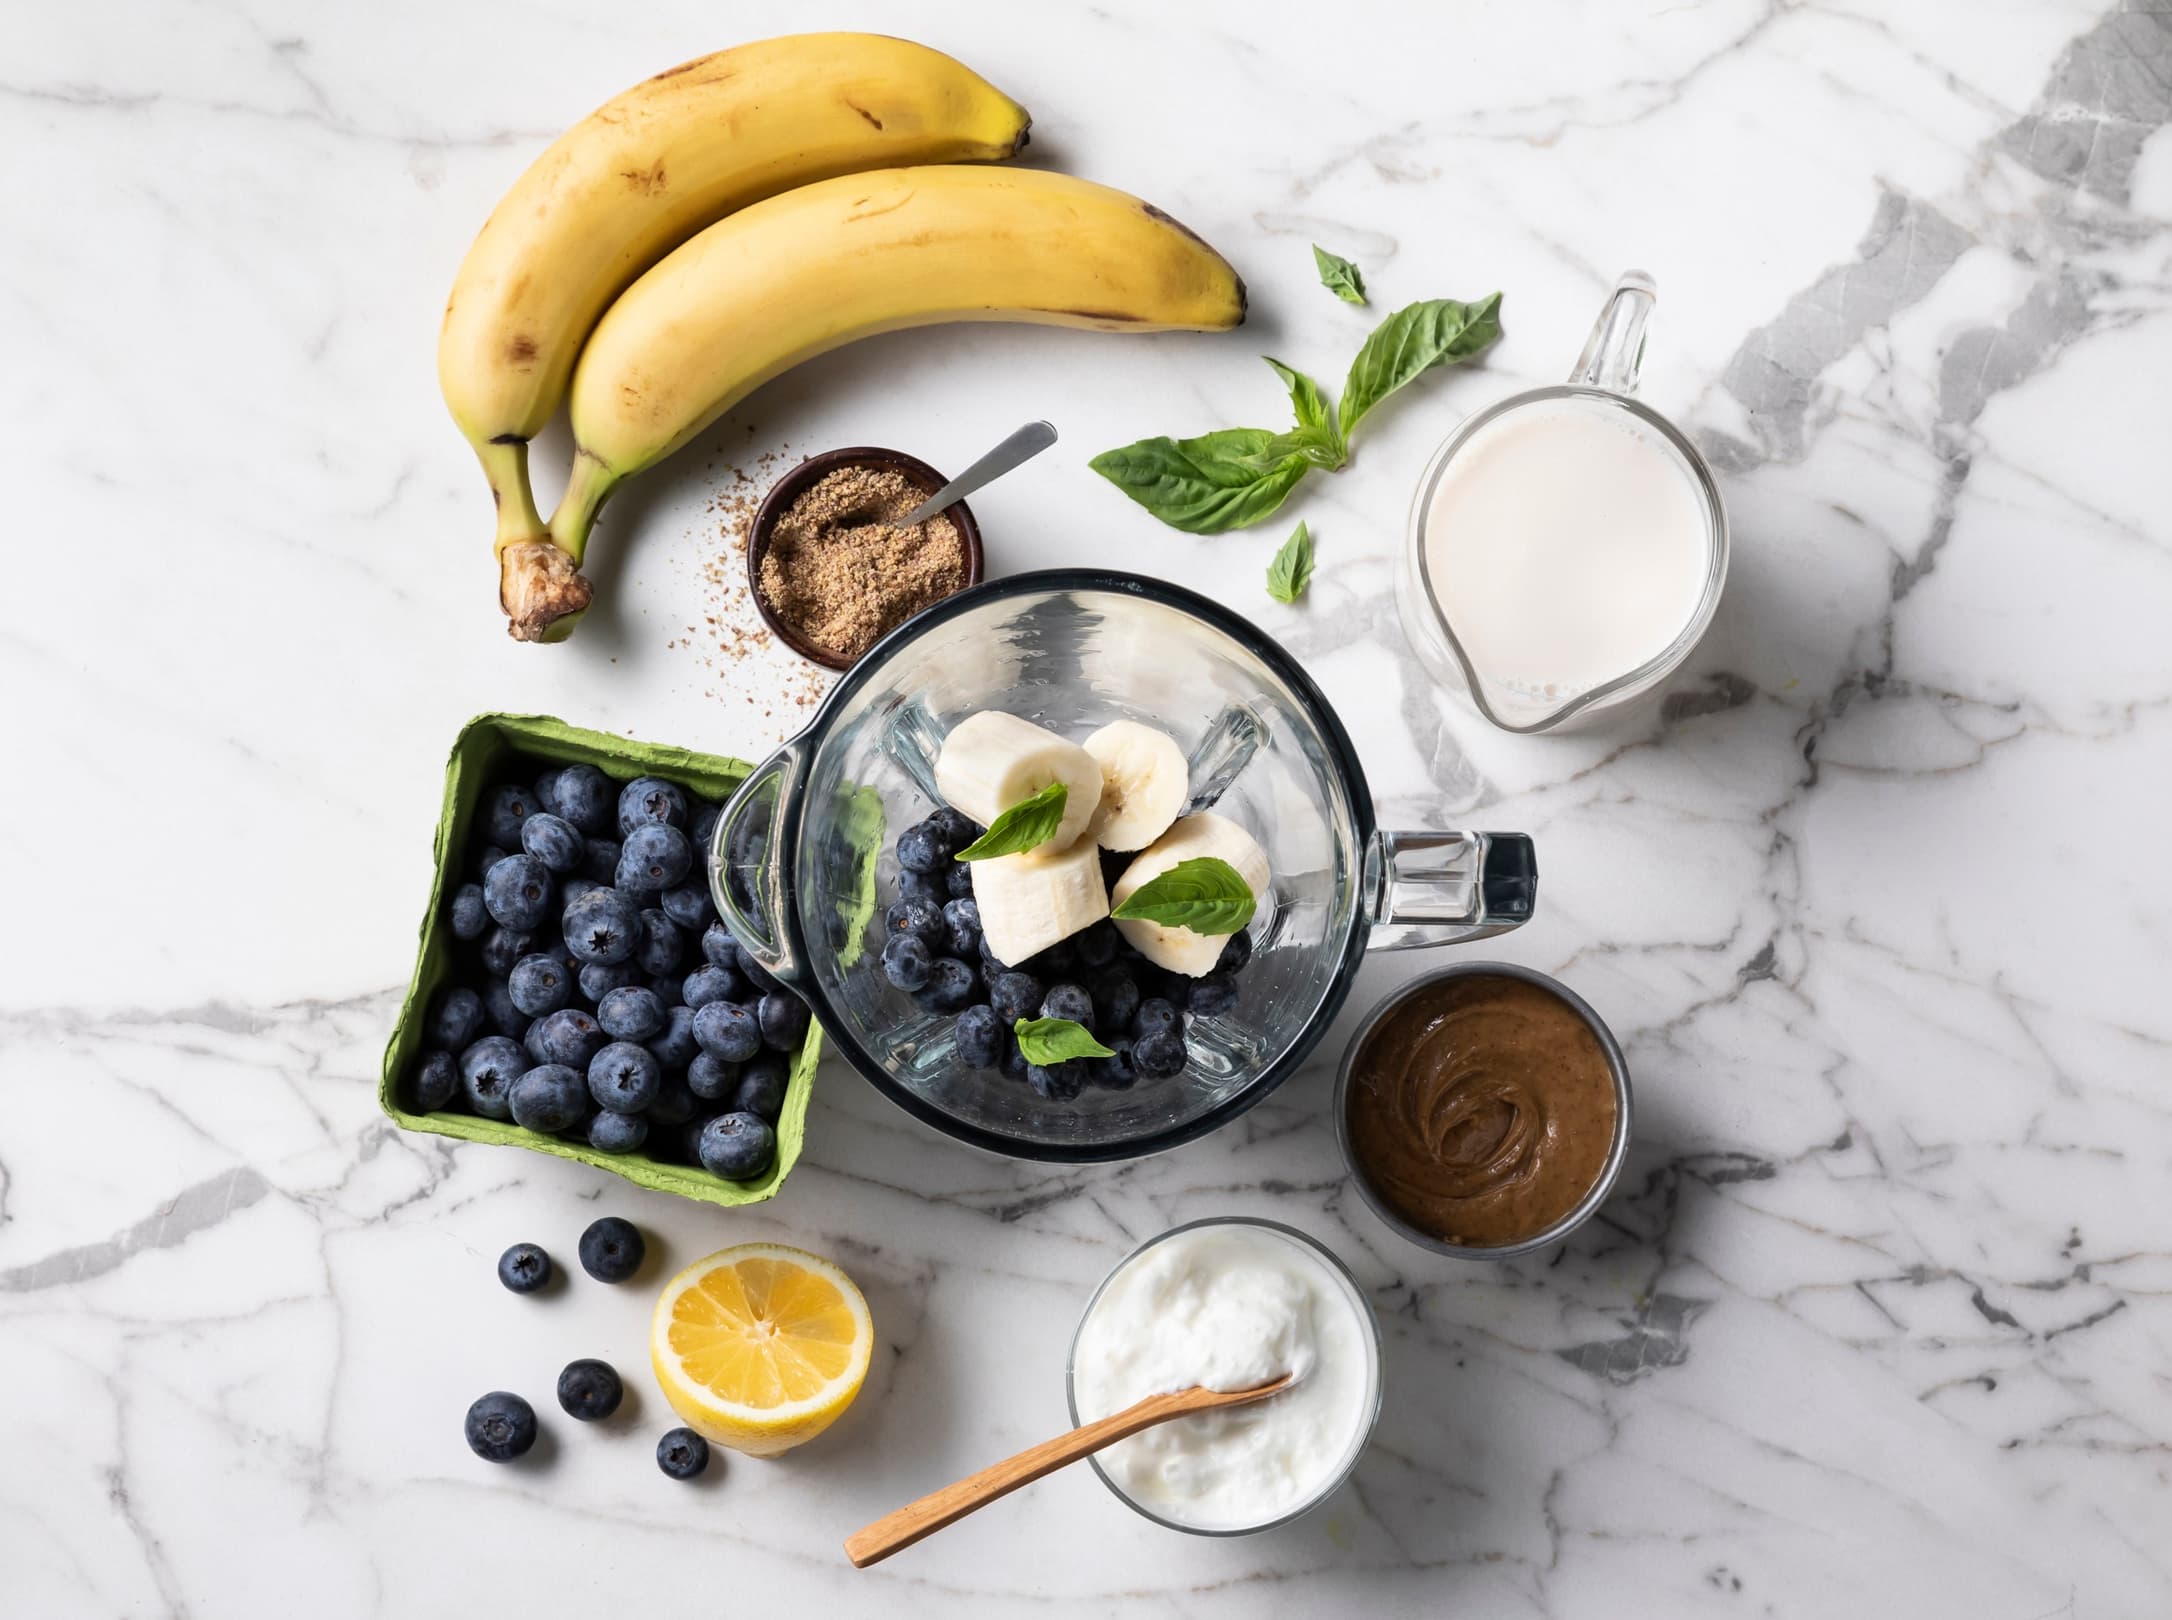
xmin=6 ymin=1 xmax=2169 ymax=1614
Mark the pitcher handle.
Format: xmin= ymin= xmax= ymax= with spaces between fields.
xmin=1568 ymin=270 xmax=1657 ymax=395
xmin=1364 ymin=830 xmax=1537 ymax=951
xmin=709 ymin=733 xmax=810 ymax=986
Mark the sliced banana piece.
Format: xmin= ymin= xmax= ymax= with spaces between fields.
xmin=971 ymin=838 xmax=1110 ymax=967
xmin=1111 ymin=813 xmax=1270 ymax=976
xmin=935 ymin=711 xmax=1102 ymax=853
xmin=1083 ymin=720 xmax=1190 ymax=852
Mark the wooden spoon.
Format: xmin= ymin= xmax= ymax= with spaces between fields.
xmin=843 ymin=1373 xmax=1294 ymax=1568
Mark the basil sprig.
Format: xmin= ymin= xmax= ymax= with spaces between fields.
xmin=954 ymin=781 xmax=1067 ymax=861
xmin=1265 ymin=522 xmax=1315 ymax=605
xmin=1313 ymin=244 xmax=1367 ymax=305
xmin=1110 ymin=857 xmax=1256 ymax=936
xmin=1014 ymin=1017 xmax=1115 ymax=1064
xmin=1087 ymin=429 xmax=1313 ymax=535
xmin=1339 ymin=294 xmax=1503 ymax=437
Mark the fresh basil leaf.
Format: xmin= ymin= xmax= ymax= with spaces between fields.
xmin=1266 ymin=522 xmax=1315 ymax=604
xmin=954 ymin=781 xmax=1067 ymax=861
xmin=1013 ymin=1017 xmax=1115 ymax=1064
xmin=1265 ymin=357 xmax=1332 ymax=437
xmin=1237 ymin=424 xmax=1346 ymax=472
xmin=1110 ymin=856 xmax=1256 ymax=935
xmin=1312 ymin=244 xmax=1367 ymax=305
xmin=1090 ymin=428 xmax=1313 ymax=533
xmin=1340 ymin=294 xmax=1504 ymax=439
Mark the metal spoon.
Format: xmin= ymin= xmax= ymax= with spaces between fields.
xmin=900 ymin=420 xmax=1057 ymax=525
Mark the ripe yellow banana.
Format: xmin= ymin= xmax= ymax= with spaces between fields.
xmin=435 ymin=33 xmax=1031 ymax=638
xmin=530 ymin=167 xmax=1246 ymax=641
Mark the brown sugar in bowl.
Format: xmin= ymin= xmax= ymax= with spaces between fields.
xmin=747 ymin=447 xmax=986 ymax=671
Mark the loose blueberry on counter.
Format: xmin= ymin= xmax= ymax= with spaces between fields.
xmin=733 ymin=1053 xmax=789 ymax=1121
xmin=687 ymin=1051 xmax=740 ymax=1101
xmin=484 ymin=784 xmax=541 ymax=849
xmin=498 ymin=1242 xmax=552 ymax=1293
xmin=1039 ymin=983 xmax=1095 ymax=1031
xmin=1088 ymin=968 xmax=1140 ymax=1035
xmin=732 ymin=941 xmax=782 ymax=996
xmin=692 ymin=1000 xmax=762 ymax=1063
xmin=557 ymin=1358 xmax=624 ymax=1422
xmin=619 ymin=824 xmax=693 ymax=894
xmin=586 ymin=1108 xmax=648 ymax=1155
xmin=1187 ymin=972 xmax=1238 ymax=1019
xmin=510 ymin=1062 xmax=589 ymax=1133
xmin=1131 ymin=1029 xmax=1187 ymax=1080
xmin=896 ymin=821 xmax=946 ymax=874
xmin=579 ymin=836 xmax=621 ymax=884
xmin=1217 ymin=931 xmax=1253 ymax=974
xmin=657 ymin=1427 xmax=711 ymax=1481
xmin=562 ymin=886 xmax=643 ymax=965
xmin=577 ymin=1217 xmax=645 ymax=1283
xmin=645 ymin=1005 xmax=700 ymax=1069
xmin=483 ymin=981 xmax=530 ymax=1040
xmin=698 ymin=1111 xmax=776 ymax=1180
xmin=660 ymin=882 xmax=716 ymax=931
xmin=954 ymin=1004 xmax=1001 ymax=1070
xmin=464 ymin=1391 xmax=538 ymax=1462
xmin=989 ymin=970 xmax=1042 ymax=1024
xmin=596 ymin=984 xmax=665 ymax=1041
xmin=757 ymin=992 xmax=808 ymax=1052
xmin=457 ymin=1037 xmax=527 ymax=1119
xmin=880 ymin=933 xmax=932 ymax=992
xmin=1133 ymin=997 xmax=1180 ymax=1039
xmin=647 ymin=1072 xmax=698 ymax=1126
xmin=507 ymin=953 xmax=573 ymax=1019
xmin=428 ymin=986 xmax=485 ymax=1051
xmin=617 ymin=776 xmax=688 ymax=837
xmin=477 ymin=925 xmax=533 ymax=979
xmin=913 ymin=958 xmax=977 ymax=1013
xmin=483 ymin=853 xmax=555 ymax=932
xmin=530 ymin=1008 xmax=606 ymax=1069
xmin=634 ymin=908 xmax=683 ymax=975
xmin=578 ymin=959 xmax=640 ymax=1003
xmin=943 ymin=898 xmax=982 ymax=958
xmin=587 ymin=1041 xmax=662 ymax=1113
xmin=449 ymin=883 xmax=489 ymax=941
xmin=551 ymin=764 xmax=615 ymax=835
xmin=409 ymin=1049 xmax=460 ymax=1112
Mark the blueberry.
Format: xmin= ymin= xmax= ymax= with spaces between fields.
xmin=757 ymin=992 xmax=808 ymax=1052
xmin=698 ymin=1112 xmax=776 ymax=1180
xmin=597 ymin=984 xmax=665 ymax=1041
xmin=1026 ymin=939 xmax=1078 ymax=977
xmin=464 ymin=1391 xmax=537 ymax=1462
xmin=562 ymin=886 xmax=643 ymax=965
xmin=989 ymin=971 xmax=1043 ymax=1024
xmin=928 ymin=806 xmax=981 ymax=853
xmin=700 ymin=920 xmax=738 ymax=967
xmin=733 ymin=1053 xmax=789 ymax=1121
xmin=507 ymin=953 xmax=572 ymax=1018
xmin=900 ymin=869 xmax=948 ymax=905
xmin=586 ymin=1038 xmax=658 ymax=1109
xmin=478 ymin=925 xmax=533 ymax=978
xmin=634 ymin=908 xmax=683 ymax=975
xmin=896 ymin=822 xmax=946 ymax=874
xmin=913 ymin=957 xmax=977 ymax=1013
xmin=449 ymin=883 xmax=489 ymax=941
xmin=999 ymin=1034 xmax=1030 ymax=1081
xmin=646 ymin=1073 xmax=697 ymax=1125
xmin=943 ymin=898 xmax=982 ymax=959
xmin=1075 ymin=921 xmax=1121 ymax=968
xmin=511 ymin=809 xmax=578 ymax=877
xmin=472 ymin=843 xmax=509 ymax=879
xmin=682 ymin=963 xmax=746 ymax=1008
xmin=1133 ymin=997 xmax=1180 ymax=1038
xmin=533 ymin=766 xmax=565 ymax=813
xmin=1091 ymin=1038 xmax=1138 ymax=1091
xmin=733 ymin=940 xmax=782 ymax=996
xmin=483 ymin=853 xmax=555 ymax=933
xmin=559 ymin=875 xmax=603 ymax=911
xmin=690 ymin=798 xmax=722 ymax=849
xmin=541 ymin=938 xmax=575 ymax=968
xmin=482 ymin=980 xmax=530 ymax=1040
xmin=578 ymin=1216 xmax=645 ymax=1283
xmin=1217 ymin=931 xmax=1254 ymax=974
xmin=1028 ymin=1061 xmax=1085 ymax=1102
xmin=551 ymin=764 xmax=616 ymax=834
xmin=687 ymin=1051 xmax=741 ymax=1101
xmin=409 ymin=1049 xmax=459 ymax=1111
xmin=618 ymin=776 xmax=688 ymax=837
xmin=428 ymin=985 xmax=484 ymax=1051
xmin=458 ymin=1037 xmax=526 ymax=1119
xmin=509 ymin=1062 xmax=588 ymax=1132
xmin=586 ymin=1108 xmax=648 ymax=1154
xmin=484 ymin=784 xmax=541 ymax=849
xmin=1039 ymin=983 xmax=1095 ymax=1031
xmin=530 ymin=1007 xmax=606 ymax=1069
xmin=657 ymin=1427 xmax=711 ymax=1481
xmin=1132 ymin=1029 xmax=1187 ymax=1079
xmin=645 ymin=1005 xmax=700 ymax=1069
xmin=954 ymin=1004 xmax=1001 ymax=1069
xmin=693 ymin=1000 xmax=762 ymax=1063
xmin=557 ymin=1358 xmax=624 ymax=1422
xmin=887 ymin=897 xmax=947 ymax=949
xmin=1160 ymin=975 xmax=1193 ymax=1013
xmin=497 ymin=1242 xmax=551 ymax=1293
xmin=619 ymin=824 xmax=693 ymax=894
xmin=946 ymin=862 xmax=974 ymax=899
xmin=648 ymin=972 xmax=686 ymax=1007
xmin=661 ymin=882 xmax=716 ymax=931
xmin=880 ymin=933 xmax=932 ymax=992
xmin=580 ymin=837 xmax=622 ymax=884
xmin=1187 ymin=972 xmax=1238 ymax=1018
xmin=1088 ymin=969 xmax=1139 ymax=1035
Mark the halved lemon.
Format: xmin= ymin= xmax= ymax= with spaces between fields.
xmin=650 ymin=1243 xmax=873 ymax=1458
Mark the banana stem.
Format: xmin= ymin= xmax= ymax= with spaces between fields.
xmin=479 ymin=436 xmax=595 ymax=643
xmin=548 ymin=448 xmax=619 ymax=566
xmin=477 ymin=438 xmax=547 ymax=554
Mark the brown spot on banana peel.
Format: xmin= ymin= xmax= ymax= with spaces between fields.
xmin=620 ymin=162 xmax=668 ymax=195
xmin=499 ymin=540 xmax=594 ymax=643
xmin=844 ymin=99 xmax=884 ymax=131
xmin=504 ymin=333 xmax=538 ymax=366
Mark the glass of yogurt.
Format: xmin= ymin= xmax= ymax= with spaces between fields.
xmin=1066 ymin=1217 xmax=1382 ymax=1535
xmin=1398 ymin=271 xmax=1730 ymax=734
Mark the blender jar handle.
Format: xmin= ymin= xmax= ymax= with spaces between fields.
xmin=1363 ymin=830 xmax=1537 ymax=950
xmin=1568 ymin=270 xmax=1657 ymax=395
xmin=709 ymin=734 xmax=810 ymax=986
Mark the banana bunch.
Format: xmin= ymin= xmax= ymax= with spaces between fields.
xmin=436 ymin=33 xmax=1247 ymax=642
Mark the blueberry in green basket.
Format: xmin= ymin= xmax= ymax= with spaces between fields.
xmin=449 ymin=883 xmax=489 ymax=941
xmin=697 ymin=1112 xmax=775 ymax=1180
xmin=733 ymin=1053 xmax=789 ymax=1122
xmin=484 ymin=783 xmax=541 ymax=849
xmin=757 ymin=991 xmax=808 ymax=1052
xmin=578 ymin=959 xmax=639 ymax=1003
xmin=507 ymin=954 xmax=572 ymax=1019
xmin=458 ymin=1037 xmax=526 ymax=1119
xmin=617 ymin=776 xmax=688 ymax=836
xmin=687 ymin=1052 xmax=739 ymax=1101
xmin=482 ymin=981 xmax=529 ymax=1040
xmin=428 ymin=986 xmax=484 ymax=1051
xmin=587 ymin=1041 xmax=661 ymax=1113
xmin=693 ymin=1000 xmax=761 ymax=1063
xmin=578 ymin=1217 xmax=645 ymax=1283
xmin=531 ymin=1008 xmax=606 ymax=1069
xmin=579 ymin=836 xmax=620 ymax=883
xmin=647 ymin=1073 xmax=698 ymax=1126
xmin=509 ymin=1063 xmax=588 ymax=1133
xmin=550 ymin=764 xmax=615 ymax=835
xmin=596 ymin=984 xmax=665 ymax=1041
xmin=520 ymin=812 xmax=585 ymax=874
xmin=465 ymin=1391 xmax=537 ymax=1462
xmin=660 ymin=882 xmax=715 ymax=931
xmin=618 ymin=823 xmax=692 ymax=894
xmin=478 ymin=925 xmax=532 ymax=978
xmin=681 ymin=963 xmax=738 ymax=1008
xmin=645 ymin=1005 xmax=699 ymax=1069
xmin=409 ymin=1049 xmax=459 ymax=1112
xmin=634 ymin=909 xmax=682 ymax=975
xmin=563 ymin=886 xmax=642 ymax=964
xmin=587 ymin=1109 xmax=648 ymax=1155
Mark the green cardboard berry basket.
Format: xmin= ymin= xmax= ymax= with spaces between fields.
xmin=379 ymin=712 xmax=818 ymax=1206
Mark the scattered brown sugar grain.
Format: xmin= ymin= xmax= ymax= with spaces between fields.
xmin=756 ymin=465 xmax=967 ymax=662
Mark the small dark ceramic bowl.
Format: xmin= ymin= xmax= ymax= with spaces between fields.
xmin=747 ymin=447 xmax=986 ymax=671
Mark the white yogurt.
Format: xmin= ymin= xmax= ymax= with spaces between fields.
xmin=1070 ymin=1222 xmax=1376 ymax=1531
